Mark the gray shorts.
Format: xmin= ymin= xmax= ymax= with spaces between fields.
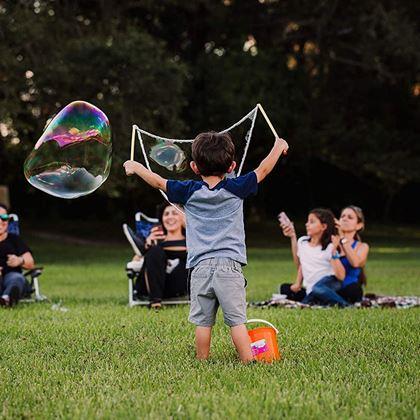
xmin=188 ymin=258 xmax=247 ymax=327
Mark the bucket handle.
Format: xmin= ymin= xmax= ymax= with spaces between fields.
xmin=247 ymin=318 xmax=279 ymax=334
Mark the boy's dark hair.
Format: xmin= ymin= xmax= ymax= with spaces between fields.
xmin=191 ymin=131 xmax=235 ymax=176
xmin=309 ymin=208 xmax=337 ymax=250
xmin=0 ymin=203 xmax=9 ymax=212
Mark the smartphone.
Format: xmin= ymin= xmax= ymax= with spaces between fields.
xmin=278 ymin=211 xmax=291 ymax=226
xmin=153 ymin=224 xmax=165 ymax=244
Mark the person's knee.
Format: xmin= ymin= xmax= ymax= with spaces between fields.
xmin=2 ymin=272 xmax=26 ymax=297
xmin=4 ymin=272 xmax=25 ymax=285
xmin=311 ymin=285 xmax=327 ymax=297
xmin=144 ymin=245 xmax=165 ymax=262
xmin=316 ymin=275 xmax=336 ymax=287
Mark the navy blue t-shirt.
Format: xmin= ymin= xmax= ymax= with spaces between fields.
xmin=166 ymin=171 xmax=258 ymax=268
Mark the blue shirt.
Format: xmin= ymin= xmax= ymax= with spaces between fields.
xmin=166 ymin=172 xmax=258 ymax=268
xmin=340 ymin=240 xmax=362 ymax=287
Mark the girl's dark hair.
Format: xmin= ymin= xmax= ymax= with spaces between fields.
xmin=0 ymin=203 xmax=9 ymax=212
xmin=342 ymin=205 xmax=367 ymax=285
xmin=309 ymin=208 xmax=336 ymax=250
xmin=156 ymin=202 xmax=186 ymax=236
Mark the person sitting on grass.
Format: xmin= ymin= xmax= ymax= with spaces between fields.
xmin=131 ymin=202 xmax=188 ymax=309
xmin=305 ymin=205 xmax=369 ymax=306
xmin=124 ymin=132 xmax=289 ymax=363
xmin=0 ymin=203 xmax=35 ymax=307
xmin=279 ymin=208 xmax=344 ymax=303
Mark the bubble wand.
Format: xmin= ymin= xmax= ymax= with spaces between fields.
xmin=257 ymin=103 xmax=279 ymax=138
xmin=130 ymin=125 xmax=137 ymax=160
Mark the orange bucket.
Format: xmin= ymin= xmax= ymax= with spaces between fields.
xmin=247 ymin=319 xmax=280 ymax=363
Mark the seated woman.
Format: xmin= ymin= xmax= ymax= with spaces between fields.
xmin=279 ymin=208 xmax=344 ymax=303
xmin=0 ymin=203 xmax=35 ymax=307
xmin=307 ymin=206 xmax=369 ymax=306
xmin=135 ymin=203 xmax=188 ymax=309
xmin=280 ymin=206 xmax=369 ymax=306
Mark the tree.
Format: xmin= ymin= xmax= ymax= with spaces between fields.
xmin=0 ymin=1 xmax=187 ymax=209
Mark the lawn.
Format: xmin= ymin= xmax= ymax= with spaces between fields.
xmin=1 ymin=234 xmax=419 ymax=419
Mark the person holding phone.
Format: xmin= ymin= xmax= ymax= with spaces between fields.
xmin=279 ymin=206 xmax=369 ymax=306
xmin=278 ymin=208 xmax=343 ymax=303
xmin=135 ymin=202 xmax=188 ymax=309
xmin=305 ymin=206 xmax=369 ymax=306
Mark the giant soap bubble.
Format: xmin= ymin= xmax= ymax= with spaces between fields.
xmin=24 ymin=101 xmax=112 ymax=199
xmin=149 ymin=140 xmax=187 ymax=172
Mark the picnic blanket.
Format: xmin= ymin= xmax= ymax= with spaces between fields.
xmin=249 ymin=293 xmax=420 ymax=309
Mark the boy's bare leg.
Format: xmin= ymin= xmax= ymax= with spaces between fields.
xmin=195 ymin=326 xmax=212 ymax=360
xmin=230 ymin=324 xmax=254 ymax=363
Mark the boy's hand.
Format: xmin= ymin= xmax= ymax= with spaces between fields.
xmin=276 ymin=137 xmax=289 ymax=155
xmin=123 ymin=160 xmax=167 ymax=191
xmin=124 ymin=160 xmax=141 ymax=176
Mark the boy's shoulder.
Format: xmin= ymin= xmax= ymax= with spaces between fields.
xmin=222 ymin=171 xmax=258 ymax=199
xmin=166 ymin=179 xmax=205 ymax=205
xmin=166 ymin=171 xmax=258 ymax=205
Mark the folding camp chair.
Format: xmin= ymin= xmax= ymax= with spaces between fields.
xmin=123 ymin=211 xmax=189 ymax=307
xmin=6 ymin=214 xmax=46 ymax=302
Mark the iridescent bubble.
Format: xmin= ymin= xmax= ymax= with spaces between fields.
xmin=149 ymin=140 xmax=186 ymax=172
xmin=24 ymin=101 xmax=112 ymax=199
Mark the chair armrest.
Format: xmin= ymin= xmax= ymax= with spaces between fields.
xmin=24 ymin=267 xmax=44 ymax=278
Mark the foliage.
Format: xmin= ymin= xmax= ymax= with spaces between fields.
xmin=0 ymin=1 xmax=187 ymax=199
xmin=0 ymin=0 xmax=419 ymax=220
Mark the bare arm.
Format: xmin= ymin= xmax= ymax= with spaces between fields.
xmin=290 ymin=265 xmax=303 ymax=292
xmin=21 ymin=252 xmax=35 ymax=270
xmin=290 ymin=234 xmax=298 ymax=268
xmin=124 ymin=161 xmax=167 ymax=191
xmin=6 ymin=252 xmax=35 ymax=270
xmin=280 ymin=222 xmax=299 ymax=267
xmin=330 ymin=257 xmax=346 ymax=280
xmin=330 ymin=236 xmax=346 ymax=280
xmin=254 ymin=138 xmax=289 ymax=183
xmin=341 ymin=242 xmax=369 ymax=268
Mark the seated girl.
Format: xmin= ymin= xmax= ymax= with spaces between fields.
xmin=305 ymin=206 xmax=369 ymax=306
xmin=279 ymin=208 xmax=344 ymax=303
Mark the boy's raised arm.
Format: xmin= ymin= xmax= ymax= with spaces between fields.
xmin=254 ymin=137 xmax=288 ymax=183
xmin=124 ymin=160 xmax=167 ymax=191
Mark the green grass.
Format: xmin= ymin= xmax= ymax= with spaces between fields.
xmin=1 ymin=236 xmax=419 ymax=419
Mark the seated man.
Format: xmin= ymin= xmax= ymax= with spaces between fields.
xmin=0 ymin=203 xmax=35 ymax=307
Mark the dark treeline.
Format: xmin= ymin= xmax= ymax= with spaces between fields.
xmin=0 ymin=0 xmax=419 ymax=224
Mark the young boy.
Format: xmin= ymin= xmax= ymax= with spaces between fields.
xmin=124 ymin=132 xmax=288 ymax=362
